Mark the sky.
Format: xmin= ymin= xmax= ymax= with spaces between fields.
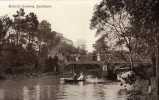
xmin=0 ymin=0 xmax=100 ymax=52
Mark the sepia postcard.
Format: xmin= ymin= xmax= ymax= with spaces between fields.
xmin=0 ymin=0 xmax=158 ymax=100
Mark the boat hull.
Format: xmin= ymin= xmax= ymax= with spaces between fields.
xmin=64 ymin=79 xmax=85 ymax=83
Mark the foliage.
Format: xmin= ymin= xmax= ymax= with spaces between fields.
xmin=0 ymin=9 xmax=75 ymax=77
xmin=90 ymin=1 xmax=158 ymax=92
xmin=0 ymin=16 xmax=12 ymax=40
xmin=91 ymin=0 xmax=159 ymax=69
xmin=90 ymin=0 xmax=137 ymax=69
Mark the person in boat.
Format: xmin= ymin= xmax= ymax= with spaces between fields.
xmin=77 ymin=72 xmax=85 ymax=80
xmin=73 ymin=73 xmax=78 ymax=80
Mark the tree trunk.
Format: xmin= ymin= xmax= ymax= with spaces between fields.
xmin=28 ymin=34 xmax=31 ymax=44
xmin=155 ymin=33 xmax=159 ymax=100
xmin=16 ymin=31 xmax=19 ymax=45
xmin=156 ymin=44 xmax=159 ymax=99
xmin=129 ymin=51 xmax=134 ymax=70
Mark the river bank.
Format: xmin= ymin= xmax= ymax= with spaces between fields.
xmin=0 ymin=72 xmax=61 ymax=80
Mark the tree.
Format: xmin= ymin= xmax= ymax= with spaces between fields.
xmin=91 ymin=0 xmax=159 ymax=98
xmin=13 ymin=8 xmax=26 ymax=45
xmin=38 ymin=20 xmax=61 ymax=56
xmin=0 ymin=16 xmax=12 ymax=42
xmin=90 ymin=0 xmax=136 ymax=69
xmin=25 ymin=12 xmax=39 ymax=44
xmin=13 ymin=8 xmax=39 ymax=46
xmin=38 ymin=20 xmax=51 ymax=41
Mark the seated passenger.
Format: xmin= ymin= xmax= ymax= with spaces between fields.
xmin=73 ymin=73 xmax=78 ymax=80
xmin=77 ymin=72 xmax=85 ymax=80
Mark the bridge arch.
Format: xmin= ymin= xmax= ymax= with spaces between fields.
xmin=63 ymin=61 xmax=105 ymax=77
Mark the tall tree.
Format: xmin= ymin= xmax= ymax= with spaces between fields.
xmin=91 ymin=0 xmax=159 ymax=98
xmin=38 ymin=20 xmax=51 ymax=41
xmin=38 ymin=21 xmax=61 ymax=54
xmin=90 ymin=0 xmax=136 ymax=69
xmin=25 ymin=12 xmax=39 ymax=44
xmin=13 ymin=8 xmax=26 ymax=45
xmin=0 ymin=16 xmax=12 ymax=42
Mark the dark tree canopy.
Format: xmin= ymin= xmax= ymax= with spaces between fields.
xmin=0 ymin=8 xmax=78 ymax=76
xmin=0 ymin=16 xmax=12 ymax=40
xmin=91 ymin=0 xmax=159 ymax=57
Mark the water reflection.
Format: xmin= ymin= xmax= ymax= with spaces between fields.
xmin=0 ymin=78 xmax=127 ymax=100
xmin=0 ymin=89 xmax=4 ymax=100
xmin=23 ymin=85 xmax=41 ymax=100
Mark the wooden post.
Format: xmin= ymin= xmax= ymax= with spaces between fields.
xmin=156 ymin=45 xmax=159 ymax=100
xmin=155 ymin=35 xmax=159 ymax=100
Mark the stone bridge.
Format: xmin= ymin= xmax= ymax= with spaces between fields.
xmin=63 ymin=61 xmax=106 ymax=76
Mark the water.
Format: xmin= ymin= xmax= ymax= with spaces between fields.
xmin=0 ymin=77 xmax=127 ymax=100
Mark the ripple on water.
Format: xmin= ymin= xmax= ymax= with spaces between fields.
xmin=0 ymin=78 xmax=127 ymax=100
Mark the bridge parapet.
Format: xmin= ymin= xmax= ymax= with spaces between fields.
xmin=66 ymin=61 xmax=104 ymax=66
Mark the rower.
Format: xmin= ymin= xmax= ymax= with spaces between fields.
xmin=77 ymin=72 xmax=85 ymax=80
xmin=73 ymin=73 xmax=78 ymax=80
